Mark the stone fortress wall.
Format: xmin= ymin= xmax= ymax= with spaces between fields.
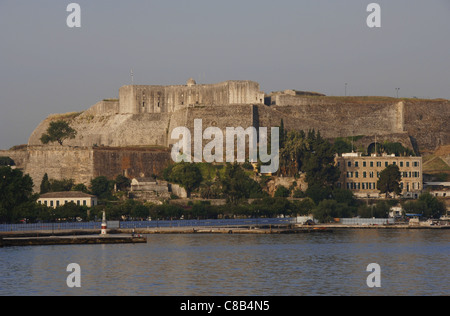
xmin=3 ymin=78 xmax=449 ymax=190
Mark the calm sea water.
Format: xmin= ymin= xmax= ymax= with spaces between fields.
xmin=0 ymin=230 xmax=449 ymax=296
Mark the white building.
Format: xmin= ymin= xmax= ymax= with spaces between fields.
xmin=38 ymin=191 xmax=98 ymax=209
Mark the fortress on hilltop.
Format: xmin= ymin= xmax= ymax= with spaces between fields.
xmin=1 ymin=78 xmax=449 ymax=190
xmin=118 ymin=79 xmax=265 ymax=114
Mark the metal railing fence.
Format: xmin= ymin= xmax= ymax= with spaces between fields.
xmin=0 ymin=218 xmax=294 ymax=232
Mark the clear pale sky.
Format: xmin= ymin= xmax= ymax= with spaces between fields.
xmin=0 ymin=0 xmax=449 ymax=149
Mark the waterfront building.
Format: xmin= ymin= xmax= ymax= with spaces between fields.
xmin=37 ymin=191 xmax=98 ymax=208
xmin=335 ymin=152 xmax=423 ymax=198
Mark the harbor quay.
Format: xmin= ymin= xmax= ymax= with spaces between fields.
xmin=1 ymin=217 xmax=449 ymax=247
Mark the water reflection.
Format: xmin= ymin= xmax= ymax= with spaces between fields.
xmin=0 ymin=230 xmax=449 ymax=296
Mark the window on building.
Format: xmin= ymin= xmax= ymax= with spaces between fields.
xmin=406 ymin=162 xmax=410 ymax=167
xmin=348 ymin=161 xmax=352 ymax=167
xmin=363 ymin=172 xmax=367 ymax=178
xmin=370 ymin=162 xmax=374 ymax=167
xmin=363 ymin=161 xmax=367 ymax=167
xmin=385 ymin=162 xmax=389 ymax=167
xmin=400 ymin=162 xmax=404 ymax=167
xmin=377 ymin=162 xmax=381 ymax=167
xmin=355 ymin=161 xmax=359 ymax=167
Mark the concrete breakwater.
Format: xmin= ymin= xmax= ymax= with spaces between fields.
xmin=0 ymin=234 xmax=147 ymax=247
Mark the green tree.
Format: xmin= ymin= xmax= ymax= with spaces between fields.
xmin=50 ymin=178 xmax=75 ymax=192
xmin=302 ymin=131 xmax=340 ymax=188
xmin=55 ymin=202 xmax=87 ymax=222
xmin=250 ymin=197 xmax=295 ymax=218
xmin=40 ymin=173 xmax=51 ymax=194
xmin=313 ymin=199 xmax=355 ymax=223
xmin=305 ymin=183 xmax=332 ymax=205
xmin=221 ymin=163 xmax=264 ymax=204
xmin=199 ymin=181 xmax=222 ymax=199
xmin=377 ymin=165 xmax=402 ymax=197
xmin=72 ymin=183 xmax=89 ymax=193
xmin=358 ymin=201 xmax=390 ymax=218
xmin=403 ymin=193 xmax=446 ymax=219
xmin=189 ymin=201 xmax=216 ymax=219
xmin=279 ymin=119 xmax=286 ymax=149
xmin=166 ymin=162 xmax=203 ymax=197
xmin=0 ymin=167 xmax=35 ymax=222
xmin=40 ymin=120 xmax=77 ymax=146
xmin=332 ymin=188 xmax=357 ymax=207
xmin=130 ymin=203 xmax=150 ymax=220
xmin=419 ymin=193 xmax=446 ymax=219
xmin=115 ymin=175 xmax=131 ymax=191
xmin=274 ymin=185 xmax=290 ymax=198
xmin=91 ymin=176 xmax=114 ymax=200
xmin=221 ymin=163 xmax=248 ymax=204
xmin=292 ymin=197 xmax=316 ymax=216
xmin=333 ymin=139 xmax=353 ymax=155
xmin=279 ymin=130 xmax=308 ymax=176
xmin=0 ymin=157 xmax=15 ymax=166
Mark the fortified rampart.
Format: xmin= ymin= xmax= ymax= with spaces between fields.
xmin=3 ymin=79 xmax=449 ymax=189
xmin=257 ymin=101 xmax=405 ymax=139
xmin=93 ymin=147 xmax=171 ymax=180
xmin=24 ymin=146 xmax=95 ymax=188
xmin=1 ymin=146 xmax=171 ymax=192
